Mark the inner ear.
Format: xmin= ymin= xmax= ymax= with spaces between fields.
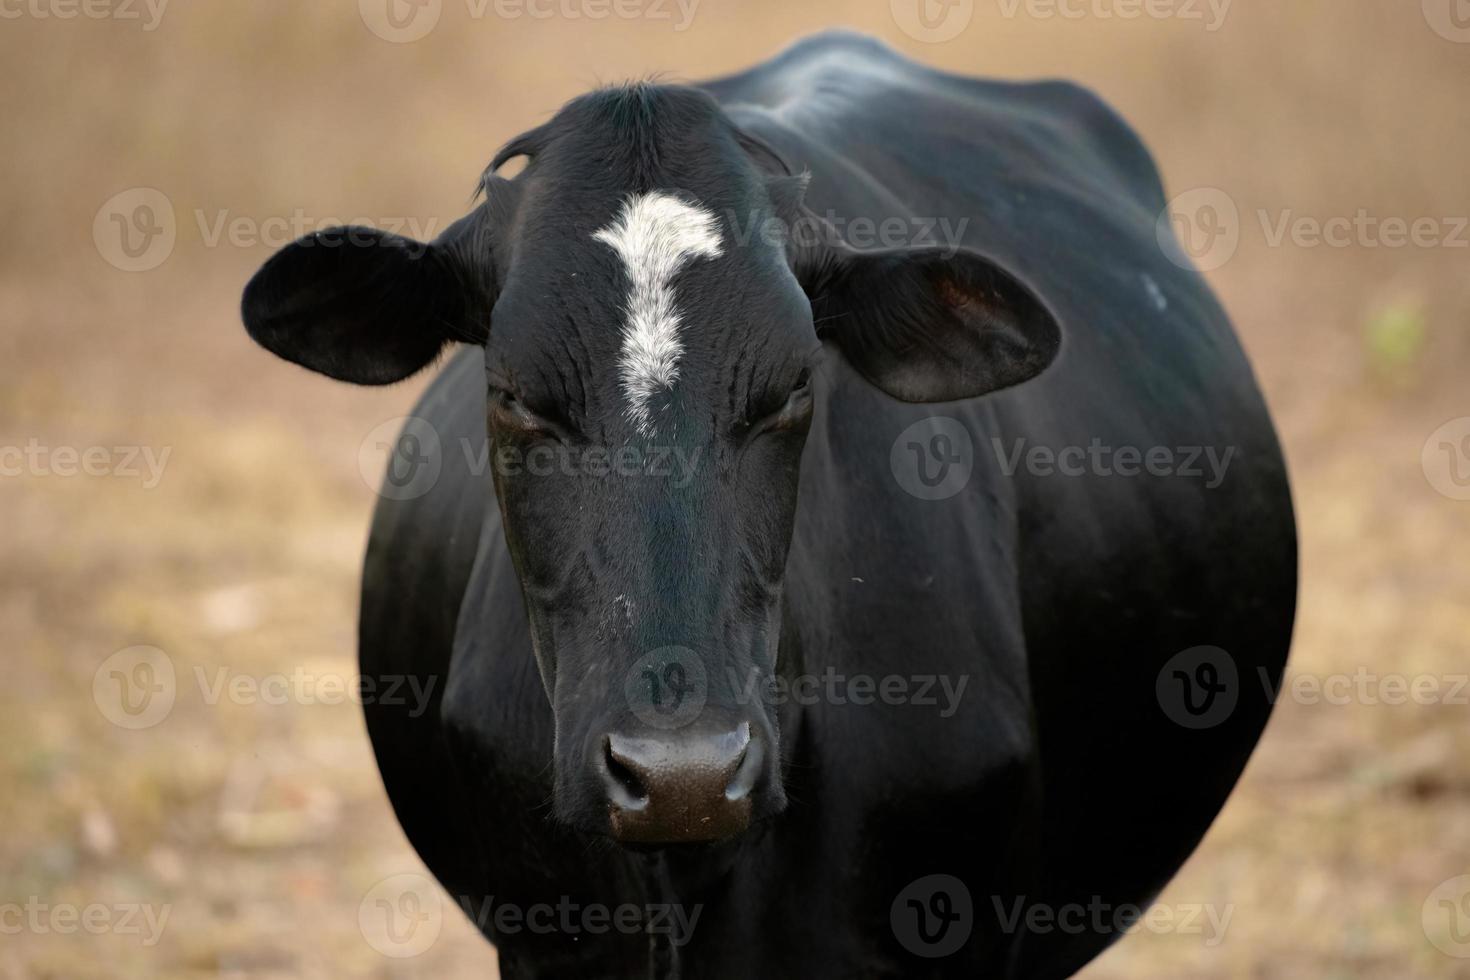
xmin=810 ymin=246 xmax=1061 ymax=403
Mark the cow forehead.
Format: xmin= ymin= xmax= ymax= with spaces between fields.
xmin=592 ymin=192 xmax=726 ymax=437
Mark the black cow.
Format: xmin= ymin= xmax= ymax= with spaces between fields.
xmin=242 ymin=31 xmax=1295 ymax=979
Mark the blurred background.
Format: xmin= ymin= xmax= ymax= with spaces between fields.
xmin=2 ymin=1 xmax=1467 ymax=977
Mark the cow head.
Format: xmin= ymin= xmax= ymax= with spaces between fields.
xmin=241 ymin=84 xmax=1059 ymax=846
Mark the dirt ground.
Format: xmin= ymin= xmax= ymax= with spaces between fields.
xmin=2 ymin=2 xmax=1467 ymax=977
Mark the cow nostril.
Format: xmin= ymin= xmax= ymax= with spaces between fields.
xmin=724 ymin=727 xmax=763 ymax=803
xmin=602 ymin=736 xmax=648 ymax=809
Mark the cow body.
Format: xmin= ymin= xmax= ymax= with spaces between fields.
xmin=356 ymin=33 xmax=1295 ymax=979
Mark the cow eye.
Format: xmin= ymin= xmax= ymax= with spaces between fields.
xmin=747 ymin=369 xmax=815 ymax=438
xmin=488 ymin=387 xmax=562 ymax=438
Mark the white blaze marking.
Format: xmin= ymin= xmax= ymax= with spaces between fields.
xmin=593 ymin=191 xmax=724 ymax=435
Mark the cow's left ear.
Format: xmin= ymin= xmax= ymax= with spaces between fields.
xmin=796 ymin=243 xmax=1060 ymax=402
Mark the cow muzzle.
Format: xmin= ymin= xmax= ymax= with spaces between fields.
xmin=593 ymin=715 xmax=772 ymax=844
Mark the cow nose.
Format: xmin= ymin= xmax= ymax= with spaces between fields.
xmin=598 ymin=722 xmax=763 ymax=843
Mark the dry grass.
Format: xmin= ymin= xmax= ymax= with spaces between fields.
xmin=2 ymin=2 xmax=1468 ymax=977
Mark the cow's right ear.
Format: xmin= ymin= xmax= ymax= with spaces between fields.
xmin=241 ymin=222 xmax=489 ymax=385
xmin=791 ymin=237 xmax=1060 ymax=403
